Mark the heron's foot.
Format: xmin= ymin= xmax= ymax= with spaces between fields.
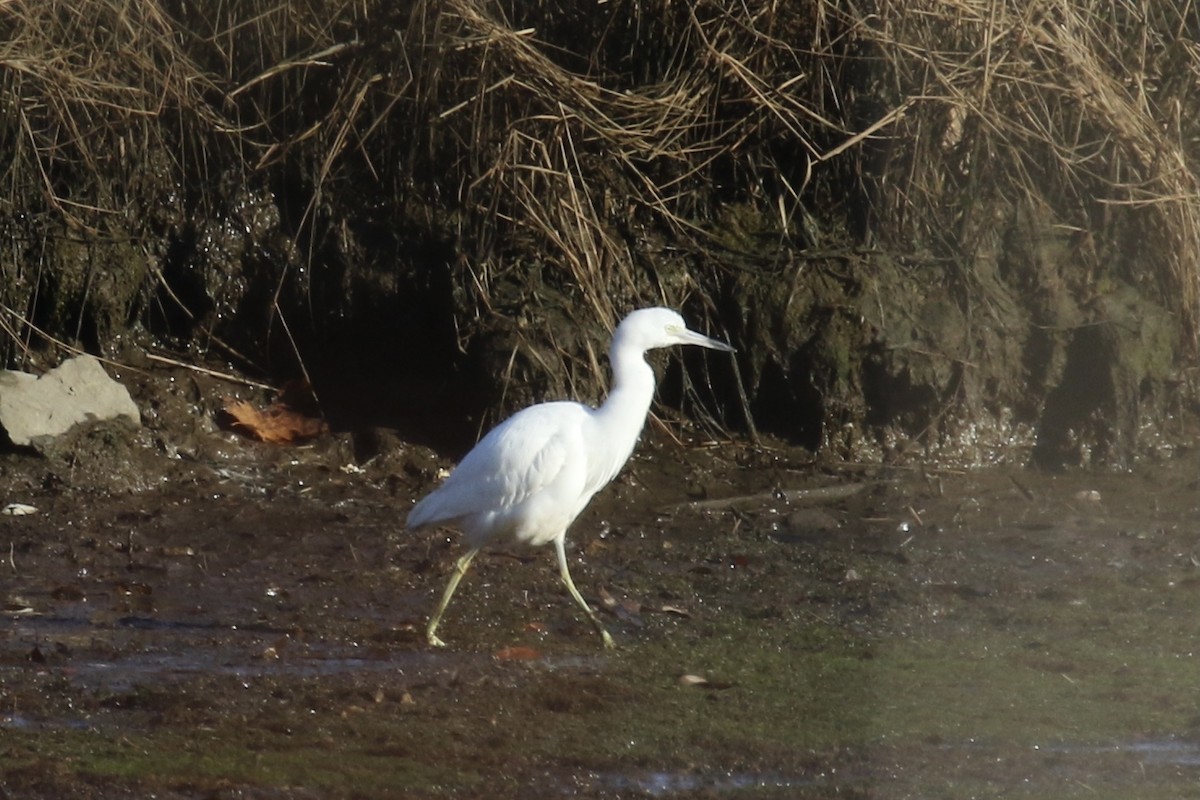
xmin=427 ymin=630 xmax=447 ymax=648
xmin=599 ymin=629 xmax=615 ymax=649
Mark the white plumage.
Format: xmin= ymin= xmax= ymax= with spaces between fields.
xmin=407 ymin=307 xmax=735 ymax=648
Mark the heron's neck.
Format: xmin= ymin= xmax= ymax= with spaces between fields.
xmin=596 ymin=342 xmax=656 ymax=439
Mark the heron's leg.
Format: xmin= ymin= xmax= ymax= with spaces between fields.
xmin=554 ymin=537 xmax=615 ymax=649
xmin=427 ymin=547 xmax=479 ymax=648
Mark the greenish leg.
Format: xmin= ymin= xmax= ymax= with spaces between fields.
xmin=554 ymin=537 xmax=615 ymax=649
xmin=427 ymin=548 xmax=479 ymax=648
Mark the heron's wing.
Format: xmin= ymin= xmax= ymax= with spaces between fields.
xmin=405 ymin=403 xmax=585 ymax=530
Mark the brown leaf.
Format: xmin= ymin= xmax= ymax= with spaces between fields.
xmin=221 ymin=397 xmax=327 ymax=444
xmin=493 ymin=645 xmax=542 ymax=661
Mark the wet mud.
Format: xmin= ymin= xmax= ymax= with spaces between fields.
xmin=5 ymin=386 xmax=1200 ymax=798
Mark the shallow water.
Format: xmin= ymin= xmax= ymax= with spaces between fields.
xmin=4 ymin=441 xmax=1200 ymax=798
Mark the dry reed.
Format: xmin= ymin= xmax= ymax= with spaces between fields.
xmin=2 ymin=0 xmax=1200 ymax=446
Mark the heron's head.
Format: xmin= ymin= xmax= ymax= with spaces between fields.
xmin=612 ymin=307 xmax=735 ymax=354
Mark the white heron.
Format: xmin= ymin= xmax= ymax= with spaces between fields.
xmin=406 ymin=307 xmax=735 ymax=648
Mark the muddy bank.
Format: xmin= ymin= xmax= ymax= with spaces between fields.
xmin=5 ymin=377 xmax=1200 ymax=797
xmin=6 ymin=1 xmax=1200 ymax=468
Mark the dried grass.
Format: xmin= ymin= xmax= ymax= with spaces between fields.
xmin=0 ymin=1 xmax=225 ymax=225
xmin=432 ymin=0 xmax=849 ymax=329
xmin=3 ymin=0 xmax=1200 ymax=439
xmin=854 ymin=0 xmax=1200 ymax=342
xmin=0 ymin=0 xmax=224 ymax=367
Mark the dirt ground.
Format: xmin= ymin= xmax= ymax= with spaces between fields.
xmin=5 ymin=364 xmax=1200 ymax=798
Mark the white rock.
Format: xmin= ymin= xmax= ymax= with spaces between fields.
xmin=0 ymin=355 xmax=140 ymax=446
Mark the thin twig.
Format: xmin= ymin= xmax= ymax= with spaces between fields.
xmin=665 ymin=481 xmax=881 ymax=514
xmin=144 ymin=353 xmax=276 ymax=391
